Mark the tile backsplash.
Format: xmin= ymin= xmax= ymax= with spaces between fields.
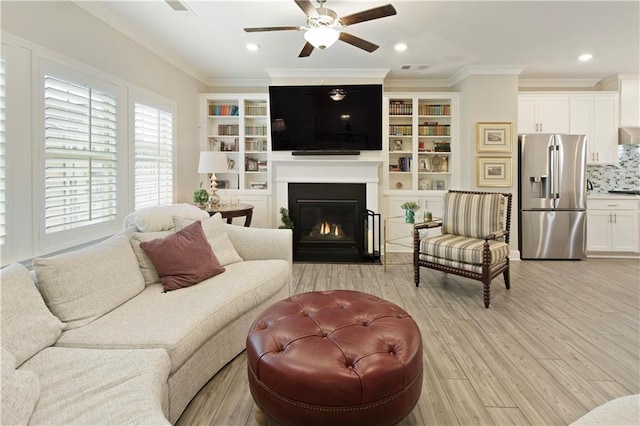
xmin=587 ymin=145 xmax=640 ymax=192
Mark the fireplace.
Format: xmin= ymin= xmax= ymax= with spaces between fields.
xmin=289 ymin=183 xmax=379 ymax=263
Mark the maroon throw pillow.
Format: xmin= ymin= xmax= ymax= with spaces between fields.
xmin=140 ymin=221 xmax=225 ymax=291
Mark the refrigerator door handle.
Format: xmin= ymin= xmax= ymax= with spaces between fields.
xmin=548 ymin=143 xmax=559 ymax=208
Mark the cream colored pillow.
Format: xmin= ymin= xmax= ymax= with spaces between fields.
xmin=129 ymin=230 xmax=174 ymax=286
xmin=0 ymin=264 xmax=65 ymax=366
xmin=173 ymin=214 xmax=243 ymax=266
xmin=1 ymin=347 xmax=41 ymax=425
xmin=34 ymin=234 xmax=145 ymax=330
xmin=123 ymin=203 xmax=209 ymax=232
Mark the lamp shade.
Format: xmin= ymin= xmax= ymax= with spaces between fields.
xmin=198 ymin=151 xmax=228 ymax=174
xmin=304 ymin=27 xmax=340 ymax=50
xmin=272 ymin=118 xmax=287 ymax=132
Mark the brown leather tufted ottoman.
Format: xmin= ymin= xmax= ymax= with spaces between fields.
xmin=246 ymin=290 xmax=423 ymax=426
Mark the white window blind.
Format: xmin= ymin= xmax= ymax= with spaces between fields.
xmin=0 ymin=58 xmax=6 ymax=245
xmin=134 ymin=102 xmax=173 ymax=210
xmin=44 ymin=75 xmax=118 ymax=234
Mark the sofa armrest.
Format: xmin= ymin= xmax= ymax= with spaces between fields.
xmin=224 ymin=225 xmax=292 ymax=267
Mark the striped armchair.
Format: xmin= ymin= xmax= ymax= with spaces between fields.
xmin=413 ymin=190 xmax=512 ymax=308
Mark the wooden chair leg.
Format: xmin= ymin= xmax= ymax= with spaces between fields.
xmin=414 ymin=264 xmax=420 ymax=287
xmin=503 ymin=267 xmax=511 ymax=289
xmin=483 ymin=279 xmax=491 ymax=309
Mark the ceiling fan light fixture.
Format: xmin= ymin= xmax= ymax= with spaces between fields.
xmin=304 ymin=27 xmax=340 ymax=49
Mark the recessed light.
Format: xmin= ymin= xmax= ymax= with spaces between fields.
xmin=578 ymin=53 xmax=593 ymax=62
xmin=394 ymin=43 xmax=408 ymax=52
xmin=246 ymin=43 xmax=260 ymax=51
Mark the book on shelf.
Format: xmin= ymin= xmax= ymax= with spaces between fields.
xmin=244 ymin=104 xmax=267 ymax=116
xmin=209 ymin=139 xmax=238 ymax=152
xmin=418 ymin=123 xmax=450 ymax=136
xmin=209 ymin=104 xmax=239 ymax=116
xmin=398 ymin=156 xmax=412 ymax=172
xmin=389 ymin=124 xmax=412 ymax=136
xmin=218 ymin=124 xmax=239 ymax=136
xmin=246 ymin=139 xmax=267 ymax=152
xmin=418 ymin=104 xmax=450 ymax=116
xmin=389 ymin=101 xmax=413 ymax=115
xmin=244 ymin=125 xmax=267 ymax=136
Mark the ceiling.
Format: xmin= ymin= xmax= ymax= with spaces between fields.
xmin=76 ymin=0 xmax=640 ymax=87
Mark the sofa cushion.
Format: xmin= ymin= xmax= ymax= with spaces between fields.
xmin=441 ymin=192 xmax=505 ymax=239
xmin=174 ymin=214 xmax=243 ymax=266
xmin=123 ymin=203 xmax=209 ymax=232
xmin=34 ymin=234 xmax=145 ymax=330
xmin=140 ymin=221 xmax=225 ymax=292
xmin=130 ymin=230 xmax=174 ymax=286
xmin=1 ymin=347 xmax=41 ymax=425
xmin=22 ymin=346 xmax=171 ymax=425
xmin=0 ymin=264 xmax=65 ymax=366
xmin=55 ymin=259 xmax=291 ymax=374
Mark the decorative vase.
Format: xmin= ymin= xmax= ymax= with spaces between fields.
xmin=405 ymin=210 xmax=415 ymax=223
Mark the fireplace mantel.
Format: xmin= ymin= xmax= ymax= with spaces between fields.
xmin=273 ymin=157 xmax=382 ymax=221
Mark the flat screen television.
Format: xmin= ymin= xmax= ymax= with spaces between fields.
xmin=269 ymin=84 xmax=382 ymax=153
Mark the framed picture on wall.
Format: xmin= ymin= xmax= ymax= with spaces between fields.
xmin=476 ymin=122 xmax=513 ymax=153
xmin=477 ymin=157 xmax=512 ymax=187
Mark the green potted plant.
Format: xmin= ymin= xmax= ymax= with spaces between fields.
xmin=400 ymin=201 xmax=420 ymax=223
xmin=278 ymin=207 xmax=294 ymax=229
xmin=192 ymin=183 xmax=209 ymax=207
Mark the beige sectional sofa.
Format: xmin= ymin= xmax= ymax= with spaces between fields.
xmin=1 ymin=204 xmax=292 ymax=425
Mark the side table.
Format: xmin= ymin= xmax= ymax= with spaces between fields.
xmin=384 ymin=216 xmax=441 ymax=272
xmin=205 ymin=203 xmax=254 ymax=227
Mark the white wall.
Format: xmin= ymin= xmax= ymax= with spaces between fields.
xmin=2 ymin=0 xmax=207 ymax=203
xmin=454 ymin=75 xmax=520 ymax=255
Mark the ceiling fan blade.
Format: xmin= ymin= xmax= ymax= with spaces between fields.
xmin=340 ymin=4 xmax=397 ymax=26
xmin=244 ymin=26 xmax=304 ymax=33
xmin=339 ymin=32 xmax=379 ymax=53
xmin=298 ymin=42 xmax=315 ymax=57
xmin=294 ymin=0 xmax=319 ymax=18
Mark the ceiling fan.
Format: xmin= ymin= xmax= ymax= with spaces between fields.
xmin=243 ymin=0 xmax=397 ymax=57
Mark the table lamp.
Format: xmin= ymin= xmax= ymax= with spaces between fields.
xmin=198 ymin=151 xmax=228 ymax=207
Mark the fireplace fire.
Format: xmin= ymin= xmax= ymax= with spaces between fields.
xmin=305 ymin=221 xmax=348 ymax=240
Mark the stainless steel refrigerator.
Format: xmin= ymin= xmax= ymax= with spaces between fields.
xmin=519 ymin=134 xmax=587 ymax=260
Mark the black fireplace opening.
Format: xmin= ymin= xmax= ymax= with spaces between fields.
xmin=288 ymin=183 xmax=379 ymax=263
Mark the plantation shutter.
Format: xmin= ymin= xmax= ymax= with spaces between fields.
xmin=0 ymin=58 xmax=6 ymax=244
xmin=134 ymin=102 xmax=173 ymax=210
xmin=43 ymin=75 xmax=118 ymax=234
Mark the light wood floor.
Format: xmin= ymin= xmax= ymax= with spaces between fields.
xmin=177 ymin=255 xmax=640 ymax=426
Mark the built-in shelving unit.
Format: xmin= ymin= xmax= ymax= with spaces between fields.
xmin=199 ymin=94 xmax=270 ymax=192
xmin=384 ymin=93 xmax=459 ymax=193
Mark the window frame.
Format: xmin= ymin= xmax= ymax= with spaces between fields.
xmin=35 ymin=58 xmax=129 ymax=254
xmin=130 ymin=90 xmax=177 ymax=211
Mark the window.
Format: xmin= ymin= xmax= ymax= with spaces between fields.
xmin=43 ymin=75 xmax=118 ymax=234
xmin=134 ymin=102 xmax=174 ymax=209
xmin=0 ymin=57 xmax=5 ymax=245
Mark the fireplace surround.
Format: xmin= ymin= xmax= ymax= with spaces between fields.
xmin=274 ymin=157 xmax=382 ymax=263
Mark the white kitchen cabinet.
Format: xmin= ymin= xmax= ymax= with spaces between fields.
xmin=587 ymin=198 xmax=639 ymax=254
xmin=620 ymin=78 xmax=640 ymax=127
xmin=570 ymin=93 xmax=619 ymax=164
xmin=518 ymin=95 xmax=569 ymax=133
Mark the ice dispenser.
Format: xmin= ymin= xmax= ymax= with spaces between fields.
xmin=529 ymin=176 xmax=548 ymax=198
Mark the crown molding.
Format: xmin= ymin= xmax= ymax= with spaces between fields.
xmin=449 ymin=65 xmax=527 ymax=86
xmin=265 ymin=68 xmax=390 ymax=85
xmin=518 ymin=78 xmax=603 ymax=88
